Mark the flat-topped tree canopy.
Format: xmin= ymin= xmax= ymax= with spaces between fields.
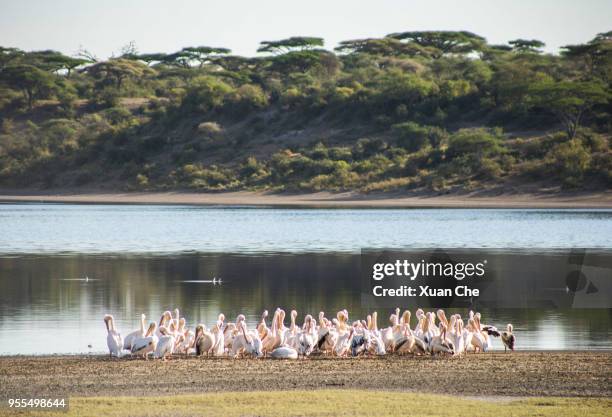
xmin=386 ymin=30 xmax=486 ymax=58
xmin=164 ymin=46 xmax=231 ymax=68
xmin=334 ymin=37 xmax=438 ymax=58
xmin=267 ymin=49 xmax=339 ymax=75
xmin=83 ymin=58 xmax=154 ymax=89
xmin=31 ymin=50 xmax=91 ymax=74
xmin=508 ymin=39 xmax=546 ymax=53
xmin=0 ymin=49 xmax=90 ymax=75
xmin=257 ymin=36 xmax=324 ymax=54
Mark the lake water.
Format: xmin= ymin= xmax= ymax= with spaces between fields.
xmin=0 ymin=204 xmax=610 ymax=354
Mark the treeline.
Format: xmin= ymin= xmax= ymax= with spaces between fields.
xmin=0 ymin=30 xmax=610 ymax=192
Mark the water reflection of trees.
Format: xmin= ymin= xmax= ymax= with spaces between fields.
xmin=0 ymin=255 xmax=609 ymax=339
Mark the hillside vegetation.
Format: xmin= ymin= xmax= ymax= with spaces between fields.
xmin=0 ymin=31 xmax=610 ymax=193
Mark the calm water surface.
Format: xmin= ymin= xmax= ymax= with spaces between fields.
xmin=1 ymin=204 xmax=611 ymax=253
xmin=0 ymin=204 xmax=610 ymax=354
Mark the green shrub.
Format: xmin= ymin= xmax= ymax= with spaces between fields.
xmin=93 ymin=87 xmax=120 ymax=108
xmin=391 ymin=122 xmax=429 ymax=152
xmin=227 ymin=84 xmax=268 ymax=112
xmin=182 ymin=76 xmax=234 ymax=113
xmin=197 ymin=121 xmax=223 ymax=135
xmin=102 ymin=107 xmax=133 ymax=124
xmin=446 ymin=128 xmax=503 ymax=159
xmin=547 ymin=139 xmax=591 ymax=187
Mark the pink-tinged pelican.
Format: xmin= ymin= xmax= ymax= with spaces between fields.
xmin=154 ymin=326 xmax=182 ymax=360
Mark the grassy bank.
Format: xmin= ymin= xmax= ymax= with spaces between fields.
xmin=2 ymin=390 xmax=610 ymax=417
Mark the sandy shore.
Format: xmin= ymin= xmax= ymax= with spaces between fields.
xmin=0 ymin=352 xmax=610 ymax=398
xmin=0 ymin=190 xmax=611 ymax=208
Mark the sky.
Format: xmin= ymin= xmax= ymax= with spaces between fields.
xmin=1 ymin=0 xmax=610 ymax=59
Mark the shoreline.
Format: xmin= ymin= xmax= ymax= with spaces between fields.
xmin=1 ymin=352 xmax=610 ymax=398
xmin=1 ymin=190 xmax=612 ymax=208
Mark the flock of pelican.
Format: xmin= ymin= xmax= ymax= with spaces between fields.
xmin=103 ymin=308 xmax=515 ymax=360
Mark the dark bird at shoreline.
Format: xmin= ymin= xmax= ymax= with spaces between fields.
xmin=501 ymin=324 xmax=515 ymax=352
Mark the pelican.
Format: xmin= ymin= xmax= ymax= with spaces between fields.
xmin=211 ymin=322 xmax=225 ymax=356
xmin=297 ymin=315 xmax=316 ymax=356
xmin=155 ymin=326 xmax=183 ymax=360
xmin=501 ymin=324 xmax=515 ymax=352
xmin=155 ymin=311 xmax=172 ymax=338
xmin=270 ymin=346 xmax=298 ymax=359
xmin=316 ymin=312 xmax=337 ymax=355
xmin=270 ymin=328 xmax=298 ymax=359
xmin=262 ymin=309 xmax=282 ymax=354
xmin=453 ymin=317 xmax=466 ymax=355
xmin=430 ymin=323 xmax=455 ymax=355
xmin=103 ymin=314 xmax=122 ymax=358
xmin=123 ymin=314 xmax=146 ymax=351
xmin=334 ymin=328 xmax=354 ymax=357
xmin=256 ymin=310 xmax=269 ymax=340
xmin=131 ymin=322 xmax=158 ymax=359
xmin=231 ymin=320 xmax=262 ymax=358
xmin=194 ymin=324 xmax=216 ymax=356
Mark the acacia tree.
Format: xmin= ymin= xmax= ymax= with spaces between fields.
xmin=0 ymin=64 xmax=56 ymax=109
xmin=528 ymin=80 xmax=610 ymax=139
xmin=334 ymin=37 xmax=436 ymax=58
xmin=85 ymin=59 xmax=154 ymax=89
xmin=562 ymin=31 xmax=612 ymax=77
xmin=257 ymin=37 xmax=324 ymax=54
xmin=508 ymin=39 xmax=545 ymax=54
xmin=27 ymin=50 xmax=90 ymax=76
xmin=0 ymin=47 xmax=24 ymax=71
xmin=267 ymin=49 xmax=338 ymax=75
xmin=386 ymin=31 xmax=486 ymax=58
xmin=164 ymin=46 xmax=231 ymax=68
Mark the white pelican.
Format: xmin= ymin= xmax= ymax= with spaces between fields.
xmin=430 ymin=323 xmax=455 ymax=355
xmin=316 ymin=312 xmax=338 ymax=355
xmin=297 ymin=315 xmax=316 ymax=356
xmin=154 ymin=326 xmax=183 ymax=360
xmin=155 ymin=311 xmax=172 ymax=338
xmin=103 ymin=314 xmax=122 ymax=358
xmin=211 ymin=322 xmax=225 ymax=356
xmin=270 ymin=346 xmax=298 ymax=359
xmin=131 ymin=322 xmax=158 ymax=359
xmin=122 ymin=314 xmax=146 ymax=351
xmin=230 ymin=320 xmax=263 ymax=358
xmin=453 ymin=317 xmax=466 ymax=355
xmin=334 ymin=328 xmax=354 ymax=357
